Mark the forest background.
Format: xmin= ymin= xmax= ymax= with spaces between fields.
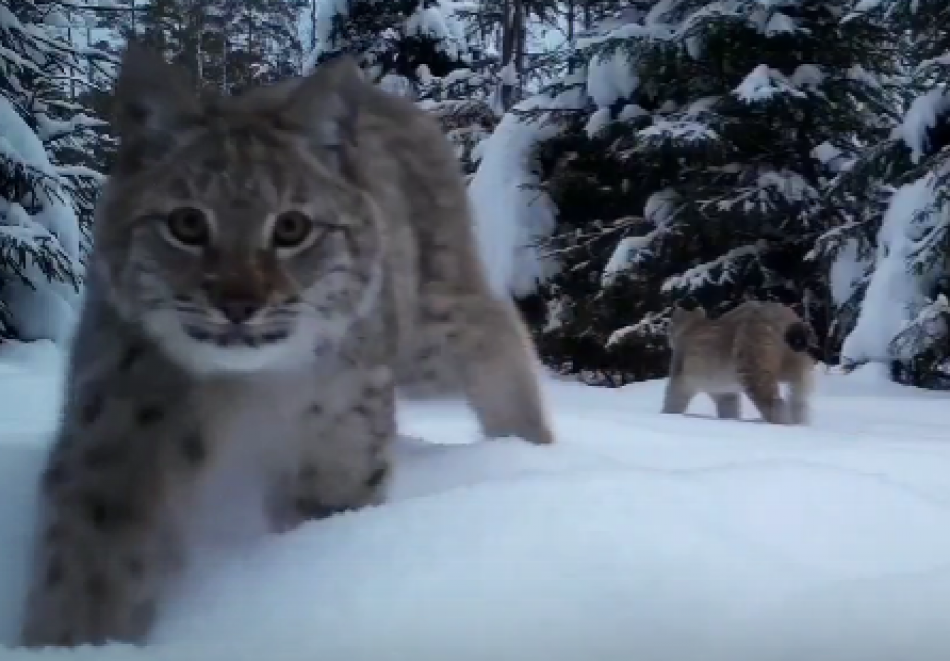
xmin=3 ymin=0 xmax=949 ymax=390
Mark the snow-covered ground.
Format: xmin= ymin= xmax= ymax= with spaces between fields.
xmin=1 ymin=345 xmax=950 ymax=660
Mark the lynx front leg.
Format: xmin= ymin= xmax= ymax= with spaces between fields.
xmin=441 ymin=294 xmax=555 ymax=445
xmin=711 ymin=393 xmax=741 ymax=420
xmin=20 ymin=352 xmax=201 ymax=647
xmin=661 ymin=377 xmax=695 ymax=415
xmin=270 ymin=365 xmax=396 ymax=531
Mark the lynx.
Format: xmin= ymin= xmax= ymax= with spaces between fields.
xmin=661 ymin=300 xmax=815 ymax=425
xmin=19 ymin=43 xmax=554 ymax=648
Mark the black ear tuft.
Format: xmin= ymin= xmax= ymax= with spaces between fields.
xmin=677 ymin=296 xmax=699 ymax=311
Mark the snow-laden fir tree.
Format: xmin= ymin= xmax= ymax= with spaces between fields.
xmin=306 ymin=0 xmax=501 ymax=174
xmin=0 ymin=1 xmax=110 ymax=343
xmin=307 ymin=0 xmax=477 ymax=89
xmin=416 ymin=64 xmax=499 ymax=177
xmin=202 ymin=0 xmax=309 ymax=92
xmin=516 ymin=0 xmax=900 ymax=383
xmin=816 ymin=0 xmax=950 ymax=388
xmin=305 ymin=0 xmax=593 ymax=177
xmin=95 ymin=0 xmax=307 ymax=95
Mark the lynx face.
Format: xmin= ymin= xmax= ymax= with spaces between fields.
xmin=96 ymin=52 xmax=383 ymax=373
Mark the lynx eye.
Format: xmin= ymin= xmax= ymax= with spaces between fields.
xmin=271 ymin=211 xmax=315 ymax=251
xmin=165 ymin=207 xmax=211 ymax=248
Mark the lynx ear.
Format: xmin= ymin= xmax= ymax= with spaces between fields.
xmin=112 ymin=41 xmax=202 ymax=144
xmin=676 ymin=296 xmax=701 ymax=312
xmin=280 ymin=55 xmax=364 ymax=157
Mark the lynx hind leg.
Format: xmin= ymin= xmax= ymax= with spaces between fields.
xmin=787 ymin=361 xmax=815 ymax=425
xmin=738 ymin=369 xmax=788 ymax=425
xmin=733 ymin=324 xmax=791 ymax=425
xmin=711 ymin=393 xmax=741 ymax=420
xmin=444 ymin=293 xmax=555 ymax=445
xmin=20 ymin=352 xmax=200 ymax=647
xmin=270 ymin=366 xmax=397 ymax=531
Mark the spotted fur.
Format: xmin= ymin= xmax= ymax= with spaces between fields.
xmin=19 ymin=43 xmax=554 ymax=649
xmin=662 ymin=300 xmax=816 ymax=425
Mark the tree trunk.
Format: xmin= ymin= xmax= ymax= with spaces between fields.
xmin=499 ymin=0 xmax=524 ymax=111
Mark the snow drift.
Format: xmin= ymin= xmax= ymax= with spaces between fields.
xmin=0 ymin=348 xmax=949 ymax=660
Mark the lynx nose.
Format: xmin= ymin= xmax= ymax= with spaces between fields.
xmin=217 ymin=299 xmax=261 ymax=324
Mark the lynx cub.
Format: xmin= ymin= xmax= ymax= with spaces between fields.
xmin=662 ymin=300 xmax=815 ymax=425
xmin=19 ymin=43 xmax=554 ymax=648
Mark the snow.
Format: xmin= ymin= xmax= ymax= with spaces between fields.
xmin=644 ymin=188 xmax=680 ymax=224
xmin=733 ymin=65 xmax=806 ymax=104
xmin=828 ymin=237 xmax=869 ymax=306
xmin=891 ymin=294 xmax=950 ymax=360
xmin=764 ymin=11 xmax=799 ymax=35
xmin=498 ymin=63 xmax=518 ymax=86
xmin=811 ymin=141 xmax=845 ymax=168
xmin=377 ymin=73 xmax=416 ymax=99
xmin=584 ymin=107 xmax=612 ymax=136
xmin=40 ymin=10 xmax=71 ymax=28
xmin=303 ymin=0 xmax=352 ymax=73
xmin=847 ymin=64 xmax=882 ymax=89
xmin=602 ymin=189 xmax=681 ymax=283
xmin=606 ymin=308 xmax=670 ymax=348
xmin=841 ymin=175 xmax=948 ymax=365
xmin=618 ymin=102 xmax=649 ymax=121
xmin=2 ymin=351 xmax=950 ymax=658
xmin=35 ymin=112 xmax=107 ymax=143
xmin=602 ymin=190 xmax=681 ymax=284
xmin=586 ymin=50 xmax=639 ymax=109
xmin=602 ymin=234 xmax=650 ymax=281
xmin=576 ymin=23 xmax=665 ymax=51
xmin=790 ymin=64 xmax=824 ymax=90
xmin=755 ymin=169 xmax=819 ymax=204
xmin=920 ymin=54 xmax=950 ymax=70
xmin=639 ymin=119 xmax=719 ymax=144
xmin=851 ymin=0 xmax=886 ymax=13
xmin=662 ymin=243 xmax=762 ymax=292
xmin=404 ymin=2 xmax=469 ymax=61
xmin=468 ymin=84 xmax=584 ymax=298
xmin=679 ymin=2 xmax=744 ymax=39
xmin=0 ymin=97 xmax=83 ymax=344
xmin=306 ymin=0 xmax=470 ymax=75
xmin=686 ymin=96 xmax=720 ymax=114
xmin=893 ymin=88 xmax=950 ymax=163
xmin=584 ymin=0 xmax=816 ymax=67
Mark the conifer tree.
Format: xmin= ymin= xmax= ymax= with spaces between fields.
xmin=522 ymin=0 xmax=900 ymax=383
xmin=0 ymin=0 xmax=110 ymax=342
xmin=818 ymin=0 xmax=950 ymax=388
xmin=94 ymin=0 xmax=307 ymax=95
xmin=309 ymin=0 xmax=473 ymax=85
xmin=308 ymin=0 xmax=502 ymax=175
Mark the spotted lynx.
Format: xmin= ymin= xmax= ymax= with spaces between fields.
xmin=662 ymin=300 xmax=815 ymax=425
xmin=19 ymin=43 xmax=554 ymax=648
